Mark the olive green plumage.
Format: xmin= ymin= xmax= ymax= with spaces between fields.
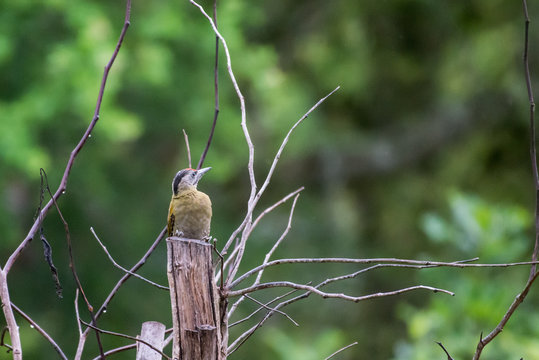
xmin=167 ymin=167 xmax=212 ymax=240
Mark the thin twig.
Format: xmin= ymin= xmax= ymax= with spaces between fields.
xmin=182 ymin=129 xmax=192 ymax=169
xmin=197 ymin=0 xmax=220 ymax=170
xmin=436 ymin=341 xmax=455 ymax=360
xmin=1 ymin=2 xmax=131 ymax=357
xmin=75 ymin=227 xmax=167 ymax=359
xmin=244 ymin=294 xmax=299 ymax=326
xmin=523 ymin=0 xmax=539 ymax=278
xmin=90 ymin=227 xmax=169 ymax=290
xmin=228 ymin=288 xmax=301 ymax=328
xmin=190 ymin=0 xmax=255 ymax=204
xmin=324 ymin=341 xmax=358 ymax=360
xmin=80 ymin=320 xmax=171 ymax=360
xmin=89 ymin=329 xmax=173 ymax=360
xmin=74 ymin=289 xmax=82 ymax=336
xmin=224 ymin=87 xmax=341 ymax=286
xmin=90 ymin=344 xmax=136 ymax=360
xmin=229 ymin=257 xmax=537 ymax=289
xmin=40 ymin=170 xmax=105 ymax=358
xmin=471 ymin=3 xmax=539 ymax=358
xmin=217 ymin=187 xmax=303 ymax=282
xmin=11 ymin=303 xmax=68 ymax=360
xmin=228 ymin=281 xmax=454 ymax=299
xmin=228 ymin=193 xmax=301 ymax=319
xmin=472 ymin=268 xmax=539 ymax=359
xmin=4 ymin=0 xmax=132 ymax=275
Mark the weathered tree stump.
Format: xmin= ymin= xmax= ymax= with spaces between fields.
xmin=166 ymin=237 xmax=223 ymax=360
xmin=136 ymin=321 xmax=166 ymax=360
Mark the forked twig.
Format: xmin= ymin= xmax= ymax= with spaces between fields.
xmin=224 ymin=87 xmax=341 ymax=286
xmin=228 ymin=193 xmax=301 ymax=319
xmin=244 ymin=294 xmax=298 ymax=326
xmin=75 ymin=227 xmax=167 ymax=359
xmin=80 ymin=320 xmax=171 ymax=360
xmin=470 ymin=2 xmax=539 ymax=358
xmin=90 ymin=227 xmax=168 ymax=290
xmin=11 ymin=303 xmax=68 ymax=360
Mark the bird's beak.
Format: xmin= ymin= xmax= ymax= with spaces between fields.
xmin=196 ymin=167 xmax=211 ymax=182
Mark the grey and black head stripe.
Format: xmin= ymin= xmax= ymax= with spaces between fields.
xmin=172 ymin=169 xmax=190 ymax=195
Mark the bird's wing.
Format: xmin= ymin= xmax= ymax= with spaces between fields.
xmin=167 ymin=200 xmax=175 ymax=237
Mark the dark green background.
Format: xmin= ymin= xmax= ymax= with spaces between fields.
xmin=1 ymin=0 xmax=539 ymax=359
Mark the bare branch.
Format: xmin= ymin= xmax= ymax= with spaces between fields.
xmin=190 ymin=0 xmax=254 ymax=197
xmin=324 ymin=341 xmax=358 ymax=360
xmin=11 ymin=303 xmax=68 ymax=360
xmin=471 ymin=4 xmax=539 ymax=358
xmin=182 ymin=129 xmax=192 ymax=169
xmin=76 ymin=227 xmax=167 ymax=359
xmin=217 ymin=187 xmax=303 ymax=282
xmin=244 ymin=294 xmax=299 ymax=326
xmin=228 ymin=288 xmax=302 ymax=328
xmin=40 ymin=170 xmax=105 ymax=358
xmin=522 ymin=0 xmax=539 ymax=278
xmin=80 ymin=320 xmax=171 ymax=360
xmin=89 ymin=328 xmax=172 ymax=360
xmin=91 ymin=344 xmax=136 ymax=360
xmin=1 ymin=3 xmax=132 ymax=357
xmin=0 ymin=270 xmax=21 ymax=358
xmin=228 ymin=193 xmax=301 ymax=319
xmin=228 ymin=281 xmax=454 ymax=299
xmin=74 ymin=289 xmax=83 ymax=336
xmin=224 ymin=87 xmax=341 ymax=286
xmin=436 ymin=341 xmax=455 ymax=360
xmin=4 ymin=0 xmax=132 ymax=275
xmin=90 ymin=227 xmax=168 ymax=290
xmin=229 ymin=257 xmax=538 ymax=289
xmin=472 ymin=270 xmax=539 ymax=359
xmin=196 ymin=0 xmax=220 ymax=170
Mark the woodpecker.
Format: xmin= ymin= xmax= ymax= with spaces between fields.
xmin=167 ymin=167 xmax=212 ymax=240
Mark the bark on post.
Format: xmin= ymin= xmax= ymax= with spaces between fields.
xmin=167 ymin=237 xmax=223 ymax=360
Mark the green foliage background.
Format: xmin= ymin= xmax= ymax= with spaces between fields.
xmin=1 ymin=0 xmax=539 ymax=359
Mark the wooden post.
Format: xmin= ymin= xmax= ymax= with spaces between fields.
xmin=167 ymin=237 xmax=223 ymax=360
xmin=136 ymin=321 xmax=166 ymax=360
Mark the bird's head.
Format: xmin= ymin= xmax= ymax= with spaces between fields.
xmin=172 ymin=167 xmax=211 ymax=195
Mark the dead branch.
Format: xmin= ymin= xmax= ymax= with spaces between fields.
xmin=196 ymin=0 xmax=220 ymax=170
xmin=80 ymin=320 xmax=171 ymax=360
xmin=227 ymin=193 xmax=301 ymax=319
xmin=217 ymin=187 xmax=304 ymax=281
xmin=3 ymin=0 xmax=131 ymax=275
xmin=324 ymin=341 xmax=358 ymax=360
xmin=470 ymin=2 xmax=539 ymax=358
xmin=228 ymin=288 xmax=302 ymax=328
xmin=90 ymin=227 xmax=168 ymax=290
xmin=182 ymin=129 xmax=192 ymax=169
xmin=0 ymin=1 xmax=132 ymax=358
xmin=244 ymin=294 xmax=298 ymax=326
xmin=75 ymin=227 xmax=167 ymax=359
xmin=227 ymin=281 xmax=454 ymax=300
xmin=224 ymin=87 xmax=341 ymax=286
xmin=229 ymin=257 xmax=536 ymax=289
xmin=436 ymin=341 xmax=455 ymax=360
xmin=11 ymin=303 xmax=68 ymax=360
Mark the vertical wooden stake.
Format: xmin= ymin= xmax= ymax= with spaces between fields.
xmin=136 ymin=321 xmax=166 ymax=360
xmin=167 ymin=237 xmax=223 ymax=360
